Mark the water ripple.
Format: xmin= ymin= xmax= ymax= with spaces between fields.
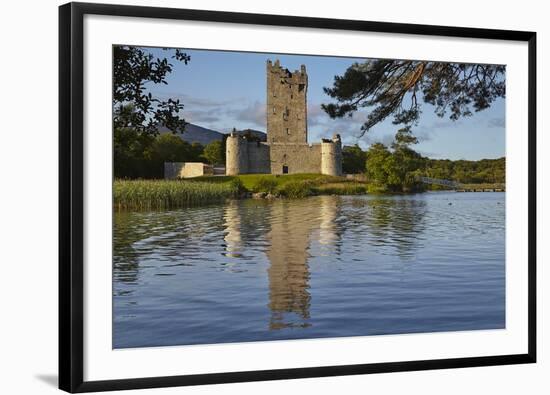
xmin=114 ymin=192 xmax=505 ymax=348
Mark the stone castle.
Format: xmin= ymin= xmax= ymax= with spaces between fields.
xmin=226 ymin=60 xmax=343 ymax=176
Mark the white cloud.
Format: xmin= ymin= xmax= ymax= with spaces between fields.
xmin=234 ymin=101 xmax=266 ymax=128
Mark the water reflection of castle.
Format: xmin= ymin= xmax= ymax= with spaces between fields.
xmin=223 ymin=196 xmax=342 ymax=329
xmin=222 ymin=195 xmax=427 ymax=330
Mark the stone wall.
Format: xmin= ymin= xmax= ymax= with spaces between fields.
xmin=247 ymin=141 xmax=271 ymax=173
xmin=225 ymin=138 xmax=342 ymax=176
xmin=269 ymin=143 xmax=322 ymax=174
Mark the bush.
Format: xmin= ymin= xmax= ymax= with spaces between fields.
xmin=229 ymin=177 xmax=247 ymax=194
xmin=367 ymin=183 xmax=389 ymax=194
xmin=202 ymin=140 xmax=225 ymax=165
xmin=277 ymin=180 xmax=314 ymax=198
xmin=252 ymin=177 xmax=278 ymax=193
xmin=316 ymin=183 xmax=367 ymax=195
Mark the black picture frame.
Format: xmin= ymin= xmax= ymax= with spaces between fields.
xmin=59 ymin=2 xmax=537 ymax=393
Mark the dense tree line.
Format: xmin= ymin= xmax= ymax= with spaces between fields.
xmin=422 ymin=157 xmax=505 ymax=185
xmin=342 ymin=130 xmax=505 ymax=192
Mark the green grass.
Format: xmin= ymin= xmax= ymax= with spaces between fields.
xmin=114 ymin=179 xmax=240 ymax=210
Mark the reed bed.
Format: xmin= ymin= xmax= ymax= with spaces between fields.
xmin=114 ymin=179 xmax=240 ymax=210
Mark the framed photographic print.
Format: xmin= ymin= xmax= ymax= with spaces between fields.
xmin=59 ymin=2 xmax=536 ymax=392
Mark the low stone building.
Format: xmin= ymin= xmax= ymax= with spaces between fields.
xmin=164 ymin=162 xmax=213 ymax=179
xmin=226 ymin=60 xmax=342 ymax=176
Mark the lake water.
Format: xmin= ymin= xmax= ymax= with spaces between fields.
xmin=113 ymin=192 xmax=505 ymax=348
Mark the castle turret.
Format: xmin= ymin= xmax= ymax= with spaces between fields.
xmin=226 ymin=132 xmax=248 ymax=175
xmin=321 ymin=134 xmax=343 ymax=176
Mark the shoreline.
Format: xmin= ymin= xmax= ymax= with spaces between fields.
xmin=114 ymin=176 xmax=505 ymax=211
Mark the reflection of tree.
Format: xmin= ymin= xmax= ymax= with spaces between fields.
xmin=391 ymin=198 xmax=428 ymax=259
xmin=369 ymin=197 xmax=427 ymax=260
xmin=113 ymin=211 xmax=142 ymax=286
xmin=338 ymin=196 xmax=427 ymax=261
xmin=367 ymin=200 xmax=392 ymax=241
xmin=113 ymin=208 xmax=217 ymax=286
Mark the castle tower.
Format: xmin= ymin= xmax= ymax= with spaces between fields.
xmin=226 ymin=132 xmax=248 ymax=175
xmin=266 ymin=60 xmax=308 ymax=144
xmin=321 ymin=134 xmax=343 ymax=176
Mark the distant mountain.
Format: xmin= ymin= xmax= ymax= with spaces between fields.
xmin=158 ymin=123 xmax=224 ymax=146
xmin=158 ymin=124 xmax=266 ymax=145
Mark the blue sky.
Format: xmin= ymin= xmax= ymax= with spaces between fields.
xmin=142 ymin=47 xmax=505 ymax=160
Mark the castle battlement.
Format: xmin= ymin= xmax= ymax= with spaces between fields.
xmin=266 ymin=60 xmax=307 ymax=83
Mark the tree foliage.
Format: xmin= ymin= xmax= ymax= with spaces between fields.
xmin=202 ymin=140 xmax=225 ymax=165
xmin=365 ymin=128 xmax=424 ymax=192
xmin=113 ymin=46 xmax=191 ymax=135
xmin=322 ymin=60 xmax=505 ymax=136
xmin=114 ymin=127 xmax=156 ymax=179
xmin=342 ymin=144 xmax=368 ymax=174
xmin=365 ymin=143 xmax=393 ymax=188
xmin=149 ymin=134 xmax=204 ymax=175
